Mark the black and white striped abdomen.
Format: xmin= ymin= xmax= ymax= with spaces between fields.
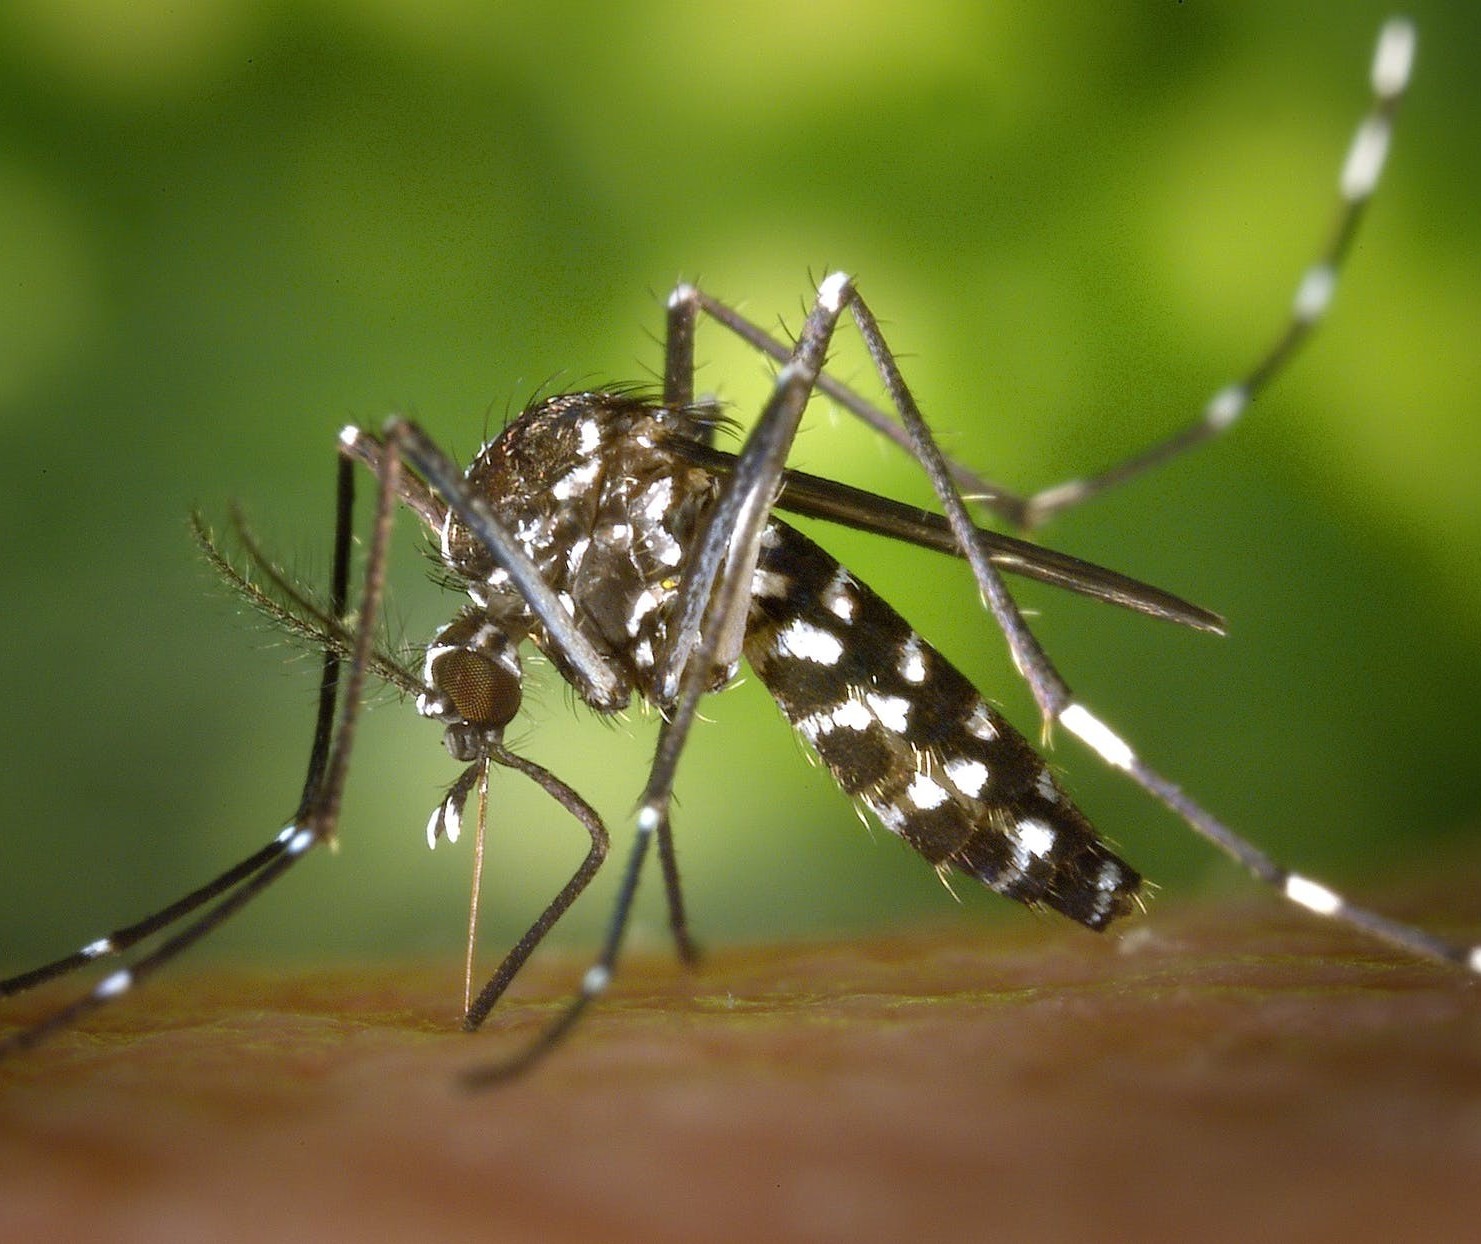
xmin=744 ymin=520 xmax=1140 ymax=931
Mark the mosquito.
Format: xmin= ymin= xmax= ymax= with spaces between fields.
xmin=4 ymin=18 xmax=1470 ymax=1083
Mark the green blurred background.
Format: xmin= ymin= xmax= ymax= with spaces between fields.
xmin=2 ymin=1 xmax=1478 ymax=979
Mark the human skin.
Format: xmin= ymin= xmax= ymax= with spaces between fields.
xmin=2 ymin=873 xmax=1479 ymax=1244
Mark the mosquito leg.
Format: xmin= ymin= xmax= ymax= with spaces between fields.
xmin=1075 ymin=708 xmax=1481 ymax=973
xmin=654 ymin=813 xmax=700 ymax=968
xmin=1019 ymin=18 xmax=1416 ymax=528
xmin=651 ymin=279 xmax=714 ymax=968
xmin=298 ymin=453 xmax=355 ymax=813
xmin=846 ymin=281 xmax=1481 ymax=977
xmin=459 ymin=748 xmax=614 ymax=1082
xmin=460 ymin=743 xmax=610 ymax=1036
xmin=297 ymin=432 xmax=399 ymax=844
xmin=639 ymin=275 xmax=856 ymax=976
xmin=682 ymin=23 xmax=1415 ymax=534
xmin=663 ymin=281 xmax=698 ymax=411
xmin=1 ymin=458 xmax=348 ymax=1002
xmin=0 ymin=835 xmax=293 ymax=1007
xmin=664 ymin=280 xmax=735 ymax=445
xmin=91 ymin=432 xmax=397 ymax=998
xmin=335 ymin=425 xmax=447 ymax=533
xmin=654 ymin=274 xmax=856 ymax=705
xmin=678 ymin=285 xmax=1018 ymax=522
xmin=0 ymin=451 xmax=378 ymax=1054
xmin=645 ymin=271 xmax=854 ymax=830
xmin=845 ymin=291 xmax=1070 ymax=730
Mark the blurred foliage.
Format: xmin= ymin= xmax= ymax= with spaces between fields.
xmin=2 ymin=1 xmax=1478 ymax=971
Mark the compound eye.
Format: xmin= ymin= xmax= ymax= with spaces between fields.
xmin=430 ymin=647 xmax=522 ymax=732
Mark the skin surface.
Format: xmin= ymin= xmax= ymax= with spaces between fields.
xmin=2 ymin=875 xmax=1479 ymax=1244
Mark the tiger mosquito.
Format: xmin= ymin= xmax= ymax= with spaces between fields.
xmin=4 ymin=19 xmax=1472 ymax=1083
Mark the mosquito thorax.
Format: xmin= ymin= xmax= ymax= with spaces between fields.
xmin=437 ymin=393 xmax=725 ymax=713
